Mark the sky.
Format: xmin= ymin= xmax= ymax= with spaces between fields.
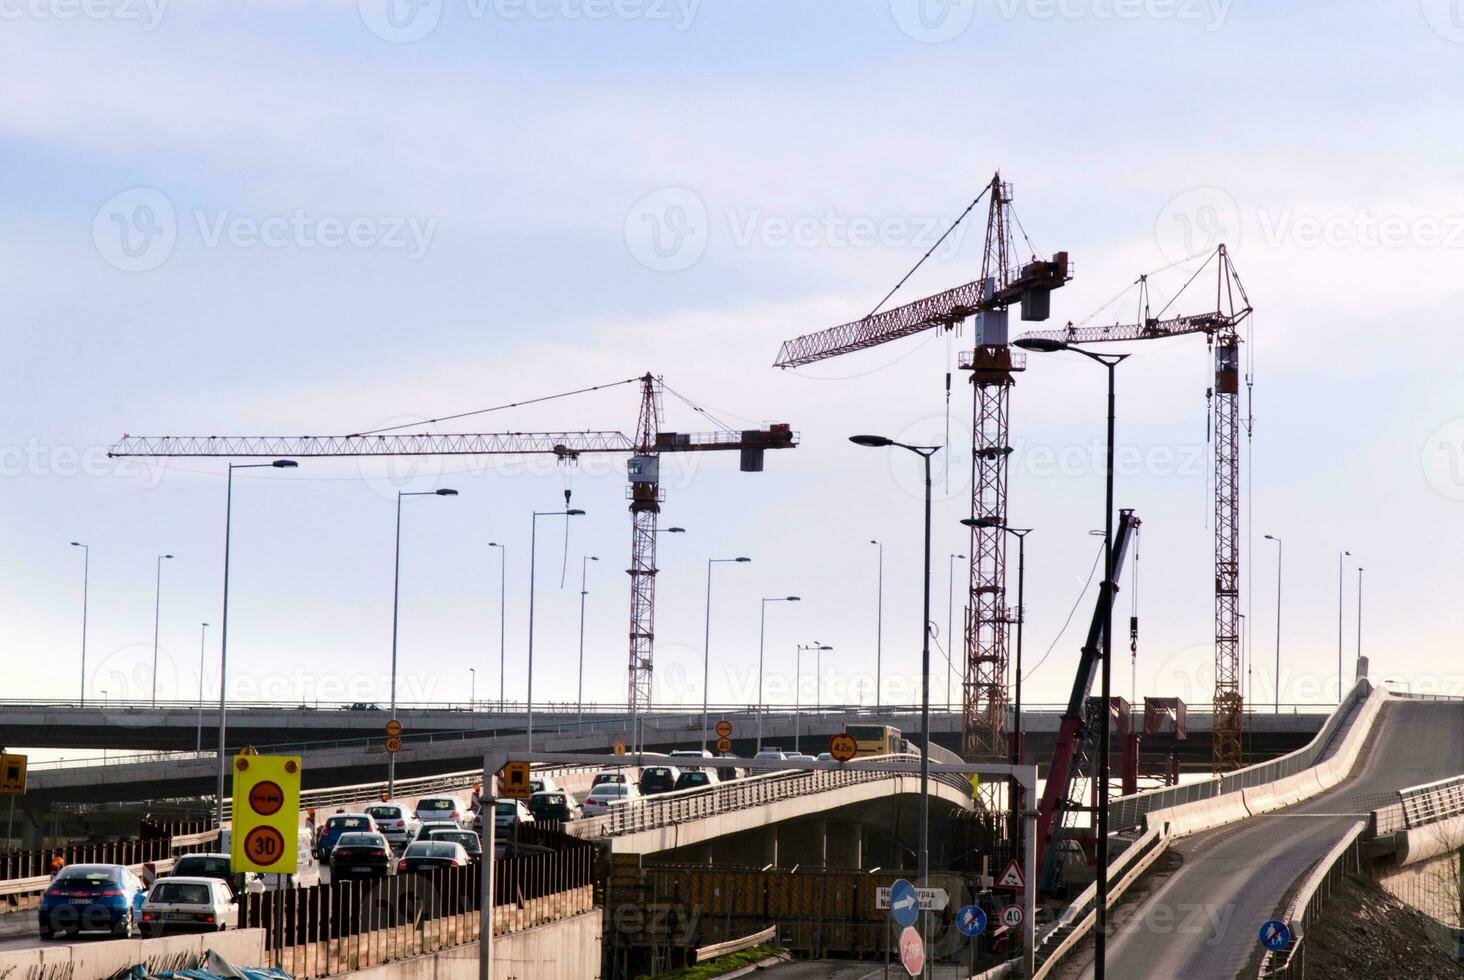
xmin=3 ymin=0 xmax=1464 ymax=740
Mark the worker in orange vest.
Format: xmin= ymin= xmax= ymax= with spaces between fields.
xmin=49 ymin=856 xmax=64 ymax=877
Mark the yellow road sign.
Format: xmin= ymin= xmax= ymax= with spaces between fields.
xmin=715 ymin=737 xmax=733 ymax=754
xmin=500 ymin=761 xmax=532 ymax=799
xmin=385 ymin=719 xmax=403 ymax=737
xmin=715 ymin=720 xmax=733 ymax=739
xmin=828 ymin=733 xmax=858 ymax=762
xmin=0 ymin=754 xmax=27 ymax=796
xmin=385 ymin=736 xmax=402 ymax=754
xmin=613 ymin=740 xmax=627 ymax=756
xmin=231 ymin=755 xmax=301 ymax=874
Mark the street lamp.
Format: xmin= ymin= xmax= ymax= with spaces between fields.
xmin=964 ymin=518 xmax=1033 ymax=768
xmin=870 ymin=539 xmax=884 ymax=711
xmin=577 ymin=555 xmax=600 ymax=725
xmin=1337 ymin=549 xmax=1351 ymax=703
xmin=390 ymin=488 xmax=459 ymax=795
xmin=195 ymin=622 xmax=210 ymax=752
xmin=151 ymin=553 xmax=175 ymax=706
xmin=849 ymin=433 xmax=940 ymax=904
xmin=702 ymin=556 xmax=752 ymax=752
xmin=217 ymin=459 xmax=297 ymax=830
xmin=1014 ymin=336 xmax=1127 ymax=977
xmin=1356 ymin=566 xmax=1365 ymax=671
xmin=1264 ymin=534 xmax=1282 ymax=712
xmin=69 ymin=542 xmax=89 ymax=706
xmin=469 ymin=667 xmax=476 ymax=708
xmin=794 ymin=642 xmax=833 ymax=754
xmin=488 ymin=542 xmax=506 ymax=710
xmin=946 ymin=552 xmax=966 ymax=713
xmin=756 ymin=596 xmax=801 ymax=752
xmin=527 ymin=504 xmax=586 ymax=751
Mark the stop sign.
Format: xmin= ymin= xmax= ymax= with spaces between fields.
xmin=899 ymin=925 xmax=925 ymax=976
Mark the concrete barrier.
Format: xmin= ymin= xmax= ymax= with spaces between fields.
xmin=1396 ymin=812 xmax=1464 ymax=866
xmin=342 ymin=909 xmax=602 ymax=980
xmin=0 ymin=928 xmax=269 ymax=978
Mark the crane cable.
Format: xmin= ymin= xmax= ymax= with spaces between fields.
xmin=1022 ymin=536 xmax=1106 ymax=683
xmin=351 ymin=376 xmax=645 ymax=437
xmin=860 ymin=184 xmax=993 ymax=323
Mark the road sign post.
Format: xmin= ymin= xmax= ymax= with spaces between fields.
xmin=230 ymin=755 xmax=301 ymax=876
xmin=716 ymin=737 xmax=733 ymax=754
xmin=1259 ymin=919 xmax=1291 ymax=952
xmin=0 ymin=753 xmax=27 ymax=796
xmin=500 ymin=761 xmax=532 ymax=799
xmin=385 ymin=735 xmax=402 ymax=754
xmin=715 ymin=720 xmax=733 ymax=739
xmin=898 ymin=925 xmax=925 ymax=976
xmin=829 ymin=732 xmax=857 ymax=762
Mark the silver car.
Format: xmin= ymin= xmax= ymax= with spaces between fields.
xmin=365 ymin=802 xmax=421 ymax=848
xmin=141 ymin=877 xmax=237 ymax=935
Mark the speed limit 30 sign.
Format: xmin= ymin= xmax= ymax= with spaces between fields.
xmin=231 ymin=755 xmax=301 ymax=874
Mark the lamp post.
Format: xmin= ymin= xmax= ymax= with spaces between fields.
xmin=69 ymin=542 xmax=89 ymax=705
xmin=151 ymin=553 xmax=175 ymax=706
xmin=469 ymin=668 xmax=477 ymax=708
xmin=849 ymin=434 xmax=940 ymax=908
xmin=390 ymin=488 xmax=459 ymax=796
xmin=702 ymin=557 xmax=752 ymax=752
xmin=794 ymin=642 xmax=833 ymax=755
xmin=488 ymin=542 xmax=506 ymax=710
xmin=1357 ymin=566 xmax=1365 ymax=670
xmin=870 ymin=539 xmax=884 ymax=711
xmin=1264 ymin=534 xmax=1282 ymax=712
xmin=1014 ymin=337 xmax=1127 ymax=977
xmin=1337 ymin=549 xmax=1351 ymax=702
xmin=576 ymin=555 xmax=599 ymax=725
xmin=757 ymin=596 xmax=800 ymax=752
xmin=195 ymin=622 xmax=210 ymax=752
xmin=946 ymin=552 xmax=966 ymax=713
xmin=527 ymin=504 xmax=585 ymax=751
xmin=217 ymin=460 xmax=298 ymax=830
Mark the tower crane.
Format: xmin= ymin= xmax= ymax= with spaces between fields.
xmin=109 ymin=373 xmax=796 ymax=750
xmin=1017 ymin=244 xmax=1253 ymax=773
xmin=775 ymin=172 xmax=1070 ymax=828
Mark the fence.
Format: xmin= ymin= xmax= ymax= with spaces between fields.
xmin=572 ymin=753 xmax=970 ymax=841
xmin=1 ymin=819 xmax=216 ymax=885
xmin=247 ymin=826 xmax=595 ymax=978
xmin=1107 ymin=678 xmax=1373 ymax=832
xmin=1257 ymin=820 xmax=1366 ymax=977
xmin=1374 ymin=774 xmax=1464 ymax=837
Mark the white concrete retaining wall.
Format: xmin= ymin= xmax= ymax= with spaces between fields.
xmin=0 ymin=927 xmax=267 ymax=978
xmin=344 ymin=909 xmax=603 ymax=980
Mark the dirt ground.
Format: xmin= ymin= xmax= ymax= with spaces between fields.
xmin=1301 ymin=873 xmax=1464 ymax=979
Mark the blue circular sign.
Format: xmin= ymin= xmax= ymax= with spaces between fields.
xmin=1258 ymin=919 xmax=1291 ymax=951
xmin=956 ymin=904 xmax=987 ymax=937
xmin=888 ymin=879 xmax=919 ymax=928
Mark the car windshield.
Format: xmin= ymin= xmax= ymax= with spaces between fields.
xmin=336 ymin=834 xmax=381 ymax=847
xmin=55 ymin=868 xmax=119 ymax=888
xmin=534 ymin=794 xmax=565 ymax=806
xmin=176 ymin=856 xmax=230 ymax=877
xmin=328 ymin=816 xmax=370 ymax=831
xmin=430 ymin=831 xmax=478 ymax=849
xmin=406 ymin=843 xmax=457 ymax=858
xmin=150 ymin=882 xmax=212 ymax=904
xmin=418 ymin=799 xmax=455 ymax=812
xmin=366 ymin=806 xmax=401 ymax=820
xmin=594 ymin=773 xmax=625 ymax=783
xmin=494 ymin=802 xmax=519 ymax=815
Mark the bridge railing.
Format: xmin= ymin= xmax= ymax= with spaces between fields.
xmin=1373 ymin=773 xmax=1464 ymax=836
xmin=570 ymin=754 xmax=970 ymax=840
xmin=1257 ymin=820 xmax=1367 ymax=978
xmin=1107 ymin=678 xmax=1374 ymax=832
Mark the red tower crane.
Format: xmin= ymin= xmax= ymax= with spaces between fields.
xmin=1016 ymin=245 xmax=1253 ymax=773
xmin=109 ymin=372 xmax=796 ymax=749
xmin=775 ymin=173 xmax=1070 ymax=825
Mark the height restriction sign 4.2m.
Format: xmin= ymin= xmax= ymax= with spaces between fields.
xmin=231 ymin=755 xmax=301 ymax=875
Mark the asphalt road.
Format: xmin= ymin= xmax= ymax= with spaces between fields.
xmin=1056 ymin=698 xmax=1464 ymax=980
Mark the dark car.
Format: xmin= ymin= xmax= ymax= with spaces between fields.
xmin=396 ymin=841 xmax=469 ymax=874
xmin=329 ymin=832 xmax=393 ymax=880
xmin=527 ymin=790 xmax=580 ymax=822
xmin=39 ymin=864 xmax=147 ymax=940
xmin=638 ymin=765 xmax=681 ymax=796
xmin=424 ymin=828 xmax=483 ymax=862
xmin=170 ymin=852 xmax=245 ymax=897
xmin=673 ymin=770 xmax=719 ymax=792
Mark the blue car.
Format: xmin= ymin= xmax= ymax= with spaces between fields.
xmin=39 ymin=864 xmax=147 ymax=939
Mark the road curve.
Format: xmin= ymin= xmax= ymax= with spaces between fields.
xmin=1057 ymin=698 xmax=1464 ymax=980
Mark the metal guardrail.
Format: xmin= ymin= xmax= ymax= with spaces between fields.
xmin=1258 ymin=820 xmax=1367 ymax=977
xmin=1372 ymin=773 xmax=1464 ymax=836
xmin=570 ymin=753 xmax=969 ymax=840
xmin=1108 ymin=679 xmax=1373 ymax=832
